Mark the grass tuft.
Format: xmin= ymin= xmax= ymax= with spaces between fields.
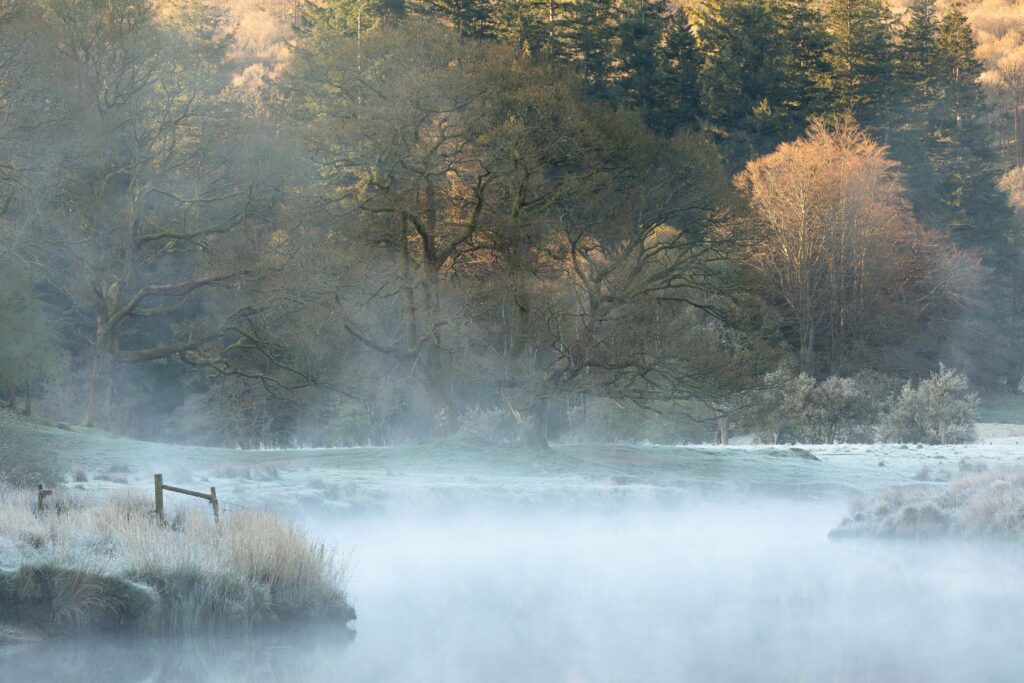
xmin=0 ymin=484 xmax=352 ymax=635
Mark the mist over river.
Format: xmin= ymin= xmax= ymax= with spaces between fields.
xmin=4 ymin=444 xmax=1024 ymax=682
xmin=6 ymin=440 xmax=1024 ymax=679
xmin=327 ymin=500 xmax=1024 ymax=683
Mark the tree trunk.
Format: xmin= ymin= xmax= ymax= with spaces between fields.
xmin=523 ymin=397 xmax=552 ymax=451
xmin=799 ymin=323 xmax=815 ymax=376
xmin=716 ymin=416 xmax=729 ymax=445
xmin=399 ymin=218 xmax=418 ymax=352
xmin=22 ymin=382 xmax=31 ymax=417
xmin=426 ymin=374 xmax=456 ymax=437
xmin=1016 ymin=96 xmax=1024 ymax=169
xmin=83 ymin=324 xmax=114 ymax=428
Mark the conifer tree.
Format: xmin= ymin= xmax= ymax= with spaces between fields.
xmin=770 ymin=0 xmax=830 ymax=121
xmin=820 ymin=0 xmax=895 ymax=130
xmin=561 ymin=0 xmax=617 ymax=99
xmin=652 ymin=8 xmax=702 ymax=134
xmin=896 ymin=0 xmax=941 ymax=112
xmin=888 ymin=0 xmax=944 ymax=220
xmin=300 ymin=0 xmax=397 ymax=37
xmin=698 ymin=0 xmax=829 ymax=167
xmin=414 ymin=0 xmax=492 ymax=38
xmin=890 ymin=0 xmax=1012 ymax=249
xmin=491 ymin=0 xmax=560 ymax=56
xmin=932 ymin=2 xmax=1013 ymax=253
xmin=615 ymin=0 xmax=669 ymax=113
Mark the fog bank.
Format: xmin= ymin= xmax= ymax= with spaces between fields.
xmin=7 ymin=494 xmax=1020 ymax=682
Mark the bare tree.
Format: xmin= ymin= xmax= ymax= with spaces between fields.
xmin=11 ymin=0 xmax=277 ymax=427
xmin=737 ymin=116 xmax=979 ymax=377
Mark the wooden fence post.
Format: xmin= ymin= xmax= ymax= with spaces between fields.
xmin=154 ymin=474 xmax=164 ymax=521
xmin=36 ymin=484 xmax=52 ymax=514
xmin=210 ymin=486 xmax=219 ymax=523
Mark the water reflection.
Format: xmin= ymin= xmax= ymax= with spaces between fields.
xmin=0 ymin=624 xmax=355 ymax=682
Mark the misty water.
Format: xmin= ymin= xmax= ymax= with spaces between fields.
xmin=5 ymin=449 xmax=1024 ymax=682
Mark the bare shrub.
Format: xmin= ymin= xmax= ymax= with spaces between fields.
xmin=743 ymin=368 xmax=882 ymax=443
xmin=807 ymin=376 xmax=876 ymax=443
xmin=881 ymin=365 xmax=979 ymax=444
xmin=743 ymin=368 xmax=816 ymax=443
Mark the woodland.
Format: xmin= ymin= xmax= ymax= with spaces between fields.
xmin=1 ymin=0 xmax=1023 ymax=447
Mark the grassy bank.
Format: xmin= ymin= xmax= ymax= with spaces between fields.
xmin=0 ymin=410 xmax=245 ymax=487
xmin=0 ymin=485 xmax=353 ymax=636
xmin=831 ymin=466 xmax=1024 ymax=539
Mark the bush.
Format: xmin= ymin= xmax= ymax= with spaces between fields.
xmin=881 ymin=365 xmax=978 ymax=444
xmin=0 ymin=485 xmax=353 ymax=635
xmin=806 ymin=376 xmax=876 ymax=443
xmin=741 ymin=365 xmax=976 ymax=444
xmin=851 ymin=370 xmax=903 ymax=413
xmin=743 ymin=370 xmax=875 ymax=443
xmin=742 ymin=369 xmax=816 ymax=443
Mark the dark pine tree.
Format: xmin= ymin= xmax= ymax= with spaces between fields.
xmin=932 ymin=1 xmax=1012 ymax=251
xmin=614 ymin=0 xmax=669 ymax=114
xmin=698 ymin=0 xmax=829 ymax=168
xmin=820 ymin=0 xmax=896 ymax=133
xmin=414 ymin=0 xmax=492 ymax=38
xmin=888 ymin=0 xmax=945 ymax=223
xmin=651 ymin=7 xmax=702 ymax=135
xmin=491 ymin=0 xmax=570 ymax=57
xmin=770 ymin=0 xmax=831 ymax=132
xmin=561 ymin=0 xmax=617 ymax=100
xmin=300 ymin=0 xmax=401 ymax=36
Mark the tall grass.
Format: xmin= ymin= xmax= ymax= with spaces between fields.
xmin=0 ymin=484 xmax=352 ymax=634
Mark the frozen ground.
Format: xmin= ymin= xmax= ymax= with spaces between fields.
xmin=6 ymin=410 xmax=1023 ymax=510
xmin=61 ymin=438 xmax=1024 ymax=519
xmin=4 ymin=415 xmax=1024 ymax=681
xmin=22 ymin=421 xmax=1023 ymax=515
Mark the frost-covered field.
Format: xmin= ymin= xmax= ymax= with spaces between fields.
xmin=56 ymin=424 xmax=1024 ymax=515
xmin=6 ymin=417 xmax=1024 ymax=682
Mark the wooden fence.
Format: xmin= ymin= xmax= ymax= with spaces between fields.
xmin=31 ymin=478 xmax=223 ymax=522
xmin=154 ymin=473 xmax=219 ymax=522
